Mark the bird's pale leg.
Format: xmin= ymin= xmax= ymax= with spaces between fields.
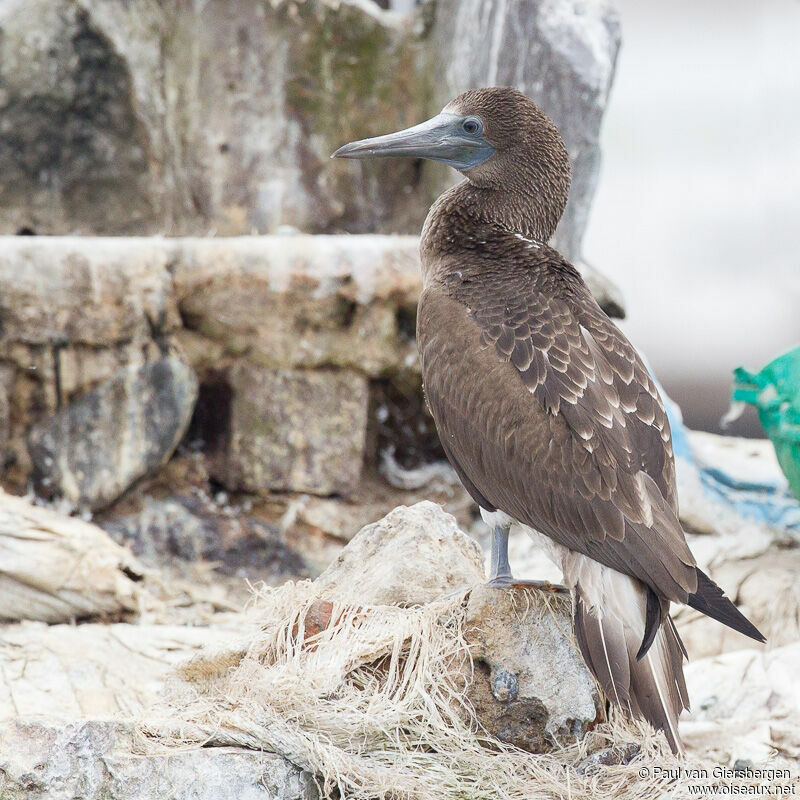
xmin=487 ymin=524 xmax=568 ymax=594
xmin=488 ymin=524 xmax=514 ymax=586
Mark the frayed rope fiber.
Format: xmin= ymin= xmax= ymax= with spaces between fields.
xmin=139 ymin=579 xmax=789 ymax=800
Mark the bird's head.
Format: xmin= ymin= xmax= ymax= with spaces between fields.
xmin=332 ymin=87 xmax=571 ymax=197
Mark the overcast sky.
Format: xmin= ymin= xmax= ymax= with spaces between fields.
xmin=585 ymin=0 xmax=800 ymax=433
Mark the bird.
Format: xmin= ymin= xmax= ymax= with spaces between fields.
xmin=332 ymin=87 xmax=765 ymax=755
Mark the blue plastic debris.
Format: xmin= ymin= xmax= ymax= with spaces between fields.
xmin=657 ymin=373 xmax=800 ymax=536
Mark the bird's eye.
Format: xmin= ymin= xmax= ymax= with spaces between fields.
xmin=462 ymin=117 xmax=482 ymax=136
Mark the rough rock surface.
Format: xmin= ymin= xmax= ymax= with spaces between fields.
xmin=208 ymin=364 xmax=369 ymax=496
xmin=0 ymin=0 xmax=427 ymax=237
xmin=0 ymin=617 xmax=315 ymax=798
xmin=0 ymin=238 xmax=183 ymax=486
xmin=0 ymin=622 xmax=242 ymax=720
xmin=103 ymin=494 xmax=308 ymax=580
xmin=28 ymin=357 xmax=198 ymax=510
xmin=313 ymin=500 xmax=485 ymax=605
xmin=0 ymin=237 xmax=179 ymax=349
xmin=0 ymin=489 xmax=146 ymax=623
xmin=0 ymin=0 xmax=617 ymax=262
xmin=0 ymin=233 xmax=622 ymax=513
xmin=313 ymin=502 xmax=599 ymax=749
xmin=173 ymin=235 xmax=420 ymax=377
xmin=0 ymin=720 xmax=318 ymax=800
xmin=465 ymin=584 xmax=601 ymax=751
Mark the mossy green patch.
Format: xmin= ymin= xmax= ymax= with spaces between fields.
xmin=269 ymin=0 xmax=439 ymax=233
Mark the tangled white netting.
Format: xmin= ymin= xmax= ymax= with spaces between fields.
xmin=140 ymin=579 xmax=792 ymax=800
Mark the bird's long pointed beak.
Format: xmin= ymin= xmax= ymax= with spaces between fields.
xmin=331 ymin=112 xmax=494 ymax=170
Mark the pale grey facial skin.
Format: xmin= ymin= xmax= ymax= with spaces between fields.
xmin=331 ymin=112 xmax=495 ymax=171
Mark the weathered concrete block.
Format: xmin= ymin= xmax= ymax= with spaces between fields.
xmin=173 ymin=235 xmax=420 ymax=376
xmin=28 ymin=357 xmax=198 ymax=510
xmin=209 ymin=365 xmax=368 ymax=496
xmin=0 ymin=237 xmax=178 ymax=348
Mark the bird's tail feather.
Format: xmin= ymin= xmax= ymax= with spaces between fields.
xmin=688 ymin=568 xmax=765 ymax=643
xmin=572 ymin=567 xmax=689 ymax=755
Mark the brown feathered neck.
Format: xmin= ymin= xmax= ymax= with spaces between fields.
xmin=420 ymin=88 xmax=571 ymax=277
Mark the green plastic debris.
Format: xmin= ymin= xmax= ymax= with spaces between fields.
xmin=731 ymin=344 xmax=800 ymax=501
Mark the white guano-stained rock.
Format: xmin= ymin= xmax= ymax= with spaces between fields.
xmin=172 ymin=235 xmax=420 ymax=377
xmin=682 ymin=643 xmax=800 ymax=762
xmin=0 ymin=237 xmax=179 ymax=347
xmin=312 ymin=501 xmax=600 ymax=749
xmin=0 ymin=0 xmax=619 ymax=276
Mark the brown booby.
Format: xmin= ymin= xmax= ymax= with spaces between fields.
xmin=333 ymin=87 xmax=764 ymax=754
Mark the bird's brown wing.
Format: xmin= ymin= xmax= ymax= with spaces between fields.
xmin=418 ymin=251 xmax=697 ymax=602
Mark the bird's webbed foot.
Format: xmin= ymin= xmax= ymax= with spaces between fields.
xmin=487 ymin=575 xmax=568 ymax=594
xmin=487 ymin=524 xmax=569 ymax=593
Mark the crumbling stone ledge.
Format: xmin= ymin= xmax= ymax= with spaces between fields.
xmin=0 ymin=235 xmax=420 ymax=500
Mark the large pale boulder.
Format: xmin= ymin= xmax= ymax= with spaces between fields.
xmin=0 ymin=622 xmax=241 ymax=720
xmin=313 ymin=500 xmax=485 ymax=605
xmin=0 ymin=618 xmax=318 ymax=799
xmin=314 ymin=502 xmax=599 ymax=749
xmin=0 ymin=0 xmax=427 ymax=237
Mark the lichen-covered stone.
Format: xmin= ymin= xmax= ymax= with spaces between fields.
xmin=0 ymin=0 xmax=430 ymax=237
xmin=28 ymin=357 xmax=198 ymax=510
xmin=207 ymin=364 xmax=368 ymax=497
